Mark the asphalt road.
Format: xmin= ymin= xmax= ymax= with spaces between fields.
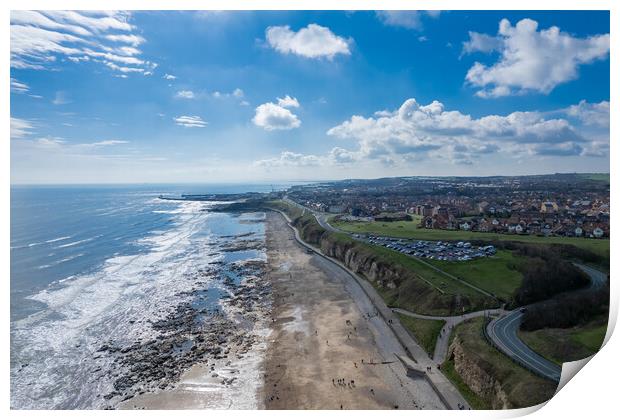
xmin=486 ymin=262 xmax=608 ymax=382
xmin=487 ymin=310 xmax=562 ymax=382
xmin=574 ymin=263 xmax=608 ymax=289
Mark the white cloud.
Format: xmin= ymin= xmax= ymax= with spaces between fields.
xmin=277 ymin=95 xmax=299 ymax=108
xmin=266 ymin=24 xmax=351 ymax=60
xmin=11 ymin=117 xmax=35 ymax=139
xmin=565 ymin=100 xmax=609 ymax=128
xmin=36 ymin=136 xmax=65 ymax=147
xmin=105 ymin=34 xmax=145 ymax=46
xmin=174 ymin=115 xmax=207 ymax=128
xmin=531 ymin=142 xmax=583 ymax=157
xmin=327 ymin=98 xmax=598 ymax=163
xmin=209 ymin=88 xmax=246 ymax=102
xmin=255 ymin=151 xmax=321 ymax=167
xmin=375 ymin=11 xmax=440 ymax=30
xmin=255 ymin=145 xmax=362 ymax=168
xmin=10 ymin=78 xmax=29 ymax=93
xmin=175 ymin=90 xmax=195 ymax=99
xmin=462 ymin=31 xmax=502 ymax=54
xmin=10 ymin=10 xmax=156 ymax=74
xmin=328 ymin=147 xmax=359 ymax=164
xmin=163 ymin=73 xmax=177 ymax=80
xmin=463 ymin=18 xmax=610 ymax=97
xmin=250 ymin=96 xmax=608 ymax=170
xmin=89 ymin=140 xmax=129 ymax=146
xmin=252 ymin=101 xmax=301 ymax=131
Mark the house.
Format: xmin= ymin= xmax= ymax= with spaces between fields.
xmin=432 ymin=206 xmax=449 ymax=218
xmin=477 ymin=219 xmax=492 ymax=232
xmin=540 ymin=201 xmax=558 ymax=213
xmin=415 ymin=204 xmax=434 ymax=217
xmin=508 ymin=224 xmax=524 ymax=234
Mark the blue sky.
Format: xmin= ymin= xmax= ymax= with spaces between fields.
xmin=10 ymin=10 xmax=610 ymax=184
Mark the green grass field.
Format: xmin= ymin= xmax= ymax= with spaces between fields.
xmin=445 ymin=318 xmax=558 ymax=409
xmin=265 ymin=200 xmax=304 ymax=219
xmin=332 ymin=218 xmax=609 ymax=260
xmin=367 ymin=244 xmax=484 ymax=298
xmin=397 ymin=314 xmax=445 ymax=357
xmin=428 ymin=250 xmax=523 ymax=301
xmin=336 ymin=218 xmax=526 ymax=300
xmin=578 ymin=173 xmax=610 ymax=183
xmin=572 ymin=323 xmax=608 ymax=353
xmin=517 ymin=316 xmax=608 ymax=365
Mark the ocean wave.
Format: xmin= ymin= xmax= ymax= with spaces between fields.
xmin=37 ymin=253 xmax=85 ymax=269
xmin=45 ymin=236 xmax=72 ymax=244
xmin=11 ymin=200 xmax=221 ymax=409
xmin=54 ymin=236 xmax=101 ymax=249
xmin=11 ymin=236 xmax=73 ymax=250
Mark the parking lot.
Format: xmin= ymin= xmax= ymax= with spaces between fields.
xmin=356 ymin=235 xmax=496 ymax=262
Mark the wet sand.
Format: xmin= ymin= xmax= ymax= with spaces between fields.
xmin=261 ymin=212 xmax=444 ymax=410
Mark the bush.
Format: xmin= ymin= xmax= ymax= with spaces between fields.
xmin=513 ymin=257 xmax=589 ymax=306
xmin=521 ymin=289 xmax=609 ymax=330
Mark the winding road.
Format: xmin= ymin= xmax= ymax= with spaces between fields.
xmin=487 ymin=310 xmax=561 ymax=382
xmin=485 ymin=263 xmax=607 ymax=383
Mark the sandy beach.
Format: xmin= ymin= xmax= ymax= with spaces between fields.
xmin=261 ymin=212 xmax=444 ymax=410
xmin=117 ymin=210 xmax=444 ymax=410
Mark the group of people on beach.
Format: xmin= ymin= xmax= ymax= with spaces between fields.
xmin=364 ymin=310 xmax=380 ymax=319
xmin=332 ymin=378 xmax=355 ymax=388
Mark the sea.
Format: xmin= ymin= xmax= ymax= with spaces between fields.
xmin=10 ymin=183 xmax=295 ymax=409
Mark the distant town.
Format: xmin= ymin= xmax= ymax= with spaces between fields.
xmin=286 ymin=173 xmax=610 ymax=239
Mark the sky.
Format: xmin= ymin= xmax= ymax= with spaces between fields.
xmin=10 ymin=10 xmax=610 ymax=184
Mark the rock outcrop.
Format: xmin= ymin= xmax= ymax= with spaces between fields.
xmin=448 ymin=336 xmax=511 ymax=409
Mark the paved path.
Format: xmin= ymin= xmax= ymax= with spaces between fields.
xmin=393 ymin=308 xmax=503 ymax=363
xmin=486 ymin=310 xmax=561 ymax=382
xmin=271 ymin=209 xmax=470 ymax=410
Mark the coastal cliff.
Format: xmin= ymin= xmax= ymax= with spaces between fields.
xmin=291 ymin=215 xmax=495 ymax=316
xmin=448 ymin=335 xmax=511 ymax=409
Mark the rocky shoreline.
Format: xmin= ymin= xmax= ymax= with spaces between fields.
xmin=95 ymin=234 xmax=271 ymax=409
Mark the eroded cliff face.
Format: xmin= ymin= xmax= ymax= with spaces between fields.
xmin=448 ymin=337 xmax=511 ymax=409
xmin=319 ymin=237 xmax=400 ymax=289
